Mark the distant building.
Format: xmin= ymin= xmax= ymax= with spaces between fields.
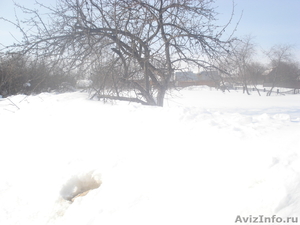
xmin=174 ymin=71 xmax=198 ymax=81
xmin=197 ymin=71 xmax=221 ymax=81
xmin=262 ymin=68 xmax=275 ymax=83
xmin=174 ymin=70 xmax=220 ymax=87
xmin=262 ymin=68 xmax=300 ymax=90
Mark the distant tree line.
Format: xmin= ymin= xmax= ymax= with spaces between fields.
xmin=215 ymin=38 xmax=300 ymax=95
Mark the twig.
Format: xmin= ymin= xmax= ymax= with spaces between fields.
xmin=19 ymin=95 xmax=30 ymax=103
xmin=7 ymin=97 xmax=20 ymax=110
xmin=4 ymin=108 xmax=16 ymax=113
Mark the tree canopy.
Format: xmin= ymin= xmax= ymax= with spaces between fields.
xmin=3 ymin=0 xmax=236 ymax=105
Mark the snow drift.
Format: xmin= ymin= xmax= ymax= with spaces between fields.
xmin=0 ymin=86 xmax=299 ymax=225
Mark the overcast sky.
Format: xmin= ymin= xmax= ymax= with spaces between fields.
xmin=214 ymin=0 xmax=300 ymax=61
xmin=1 ymin=0 xmax=300 ymax=62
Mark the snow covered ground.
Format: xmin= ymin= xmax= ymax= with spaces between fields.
xmin=0 ymin=86 xmax=300 ymax=225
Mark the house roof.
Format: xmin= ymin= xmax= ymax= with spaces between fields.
xmin=262 ymin=68 xmax=274 ymax=76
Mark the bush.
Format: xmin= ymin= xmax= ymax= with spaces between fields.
xmin=0 ymin=53 xmax=76 ymax=97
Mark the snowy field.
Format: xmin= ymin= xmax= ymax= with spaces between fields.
xmin=0 ymin=86 xmax=300 ymax=225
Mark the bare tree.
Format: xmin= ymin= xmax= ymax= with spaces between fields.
xmin=265 ymin=44 xmax=294 ymax=96
xmin=246 ymin=62 xmax=265 ymax=96
xmin=228 ymin=36 xmax=256 ymax=95
xmin=3 ymin=0 xmax=236 ymax=106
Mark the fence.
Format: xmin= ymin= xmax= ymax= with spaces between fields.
xmin=263 ymin=81 xmax=300 ymax=89
xmin=175 ymin=80 xmax=217 ymax=88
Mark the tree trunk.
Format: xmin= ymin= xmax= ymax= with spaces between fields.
xmin=244 ymin=84 xmax=250 ymax=95
xmin=157 ymin=87 xmax=166 ymax=106
xmin=267 ymin=85 xmax=275 ymax=96
xmin=254 ymin=84 xmax=261 ymax=96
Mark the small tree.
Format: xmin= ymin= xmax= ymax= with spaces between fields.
xmin=246 ymin=62 xmax=265 ymax=95
xmin=3 ymin=0 xmax=236 ymax=106
xmin=265 ymin=44 xmax=295 ymax=96
xmin=229 ymin=36 xmax=256 ymax=95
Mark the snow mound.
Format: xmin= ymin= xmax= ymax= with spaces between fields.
xmin=60 ymin=171 xmax=102 ymax=202
xmin=1 ymin=88 xmax=300 ymax=225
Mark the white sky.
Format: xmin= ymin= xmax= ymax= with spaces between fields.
xmin=1 ymin=0 xmax=300 ymax=62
